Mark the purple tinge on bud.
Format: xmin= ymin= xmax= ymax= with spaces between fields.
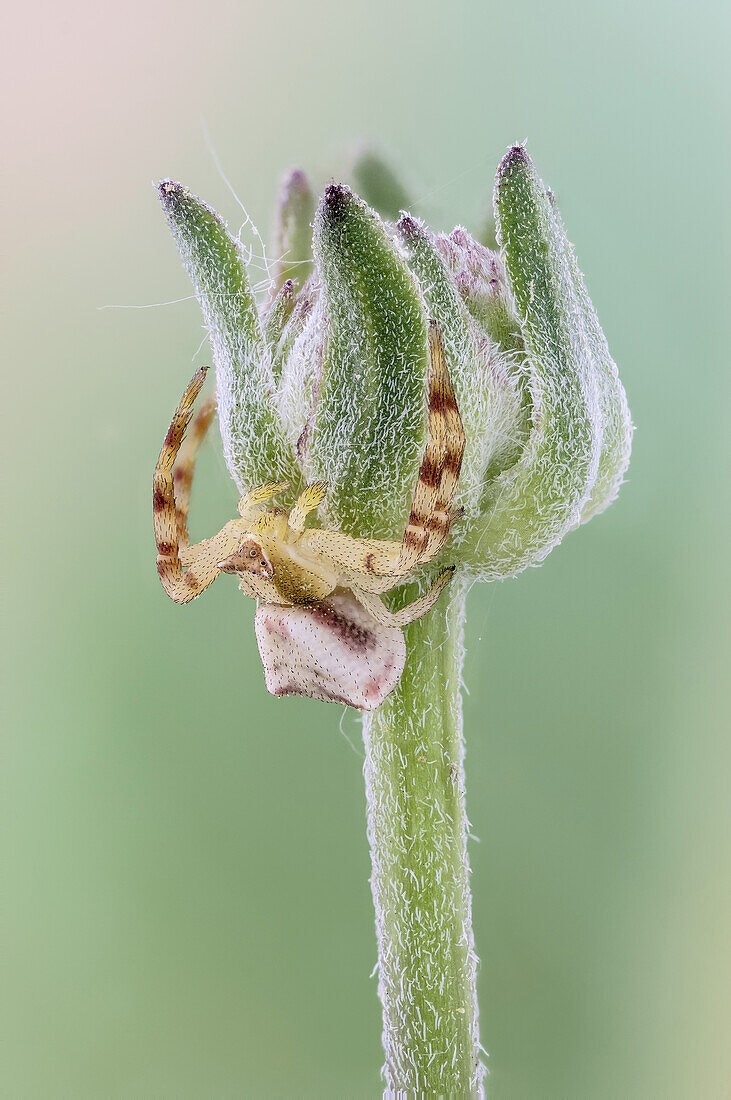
xmin=255 ymin=591 xmax=406 ymax=710
xmin=435 ymin=227 xmax=511 ymax=311
xmin=281 ymin=168 xmax=308 ymax=197
xmin=321 ymin=182 xmax=349 ymax=219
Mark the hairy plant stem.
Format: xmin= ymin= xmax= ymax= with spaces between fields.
xmin=362 ymin=577 xmax=483 ymax=1097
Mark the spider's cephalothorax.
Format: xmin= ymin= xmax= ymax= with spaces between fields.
xmin=153 ymin=321 xmax=465 ymax=631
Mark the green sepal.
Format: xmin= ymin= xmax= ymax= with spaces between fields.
xmin=544 ymin=200 xmax=633 ymax=521
xmin=270 ymin=168 xmax=315 ymax=294
xmin=158 ymin=181 xmax=299 ymax=493
xmin=263 ymin=278 xmax=296 ymax=381
xmin=310 ymin=184 xmax=427 ymax=539
xmin=467 ymin=145 xmax=630 ymax=577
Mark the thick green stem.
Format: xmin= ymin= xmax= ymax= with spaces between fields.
xmin=362 ymin=579 xmax=483 ymax=1097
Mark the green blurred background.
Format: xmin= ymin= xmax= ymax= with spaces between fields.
xmin=4 ymin=1 xmax=729 ymax=1095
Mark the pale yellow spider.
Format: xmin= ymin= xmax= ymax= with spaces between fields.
xmin=153 ymin=321 xmax=465 ymax=630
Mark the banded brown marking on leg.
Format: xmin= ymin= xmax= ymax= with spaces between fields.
xmin=173 ymin=395 xmax=216 ymax=546
xmin=153 ymin=368 xmax=219 ymax=603
xmin=399 ymin=321 xmax=465 ymax=571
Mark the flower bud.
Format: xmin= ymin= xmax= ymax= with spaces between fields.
xmin=433 ymin=226 xmax=522 ymax=351
xmin=158 ymin=146 xmax=632 ymax=700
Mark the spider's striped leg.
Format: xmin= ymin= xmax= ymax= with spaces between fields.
xmin=154 ymin=368 xmax=240 ymax=603
xmin=399 ymin=320 xmax=465 ymax=572
xmin=173 ymin=394 xmax=216 ymax=546
xmin=175 ymin=520 xmax=244 ymax=595
xmin=350 ymin=567 xmax=455 ymax=628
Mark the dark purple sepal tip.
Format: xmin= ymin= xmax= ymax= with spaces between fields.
xmin=321 ymin=182 xmax=354 ymax=224
xmin=497 ymin=144 xmax=532 ymax=181
xmin=395 ymin=213 xmax=422 ymax=241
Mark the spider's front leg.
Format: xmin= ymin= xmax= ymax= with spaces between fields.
xmin=154 ymin=368 xmax=241 ymax=604
xmin=288 ymin=482 xmax=328 ymax=533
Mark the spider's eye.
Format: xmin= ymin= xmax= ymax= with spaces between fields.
xmin=248 ymin=548 xmax=258 ymax=559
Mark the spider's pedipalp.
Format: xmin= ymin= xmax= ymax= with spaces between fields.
xmin=399 ymin=320 xmax=465 ymax=571
xmin=289 ymin=481 xmax=328 ymax=532
xmin=238 ymin=481 xmax=291 ymax=517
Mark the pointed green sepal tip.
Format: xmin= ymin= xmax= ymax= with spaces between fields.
xmin=466 ymin=144 xmax=633 ymax=576
xmin=493 ymin=145 xmax=562 ymax=327
xmin=265 ymin=276 xmax=296 ymax=337
xmin=158 ymin=179 xmax=299 ymax=491
xmin=311 ymin=184 xmax=427 ymax=539
xmin=270 ymin=168 xmax=315 ymax=294
xmin=158 ymin=177 xmax=263 ymax=362
xmin=158 ymin=177 xmax=260 ymax=336
xmin=495 ymin=144 xmax=633 ymax=523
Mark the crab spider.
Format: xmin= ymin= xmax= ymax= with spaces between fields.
xmin=153 ymin=321 xmax=465 ymax=630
